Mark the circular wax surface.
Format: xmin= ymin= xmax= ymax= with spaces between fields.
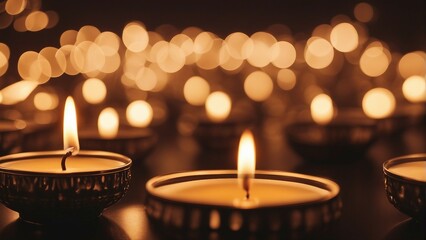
xmin=0 ymin=156 xmax=126 ymax=173
xmin=153 ymin=178 xmax=331 ymax=208
xmin=387 ymin=161 xmax=426 ymax=182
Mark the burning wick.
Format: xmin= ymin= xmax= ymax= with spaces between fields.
xmin=61 ymin=147 xmax=75 ymax=171
xmin=243 ymin=174 xmax=250 ymax=200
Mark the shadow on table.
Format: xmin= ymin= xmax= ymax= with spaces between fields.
xmin=0 ymin=216 xmax=130 ymax=240
xmin=384 ymin=218 xmax=426 ymax=240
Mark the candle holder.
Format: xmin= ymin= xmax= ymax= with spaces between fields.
xmin=0 ymin=120 xmax=24 ymax=155
xmin=0 ymin=150 xmax=132 ymax=224
xmin=383 ymin=154 xmax=426 ymax=219
xmin=285 ymin=109 xmax=377 ymax=162
xmin=79 ymin=127 xmax=157 ymax=163
xmin=145 ymin=170 xmax=342 ymax=239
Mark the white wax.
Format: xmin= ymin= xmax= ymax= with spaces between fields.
xmin=154 ymin=179 xmax=330 ymax=208
xmin=0 ymin=157 xmax=125 ymax=173
xmin=388 ymin=161 xmax=426 ymax=182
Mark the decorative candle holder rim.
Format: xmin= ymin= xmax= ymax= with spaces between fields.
xmin=383 ymin=153 xmax=426 ymax=186
xmin=0 ymin=150 xmax=132 ymax=176
xmin=146 ymin=169 xmax=340 ymax=209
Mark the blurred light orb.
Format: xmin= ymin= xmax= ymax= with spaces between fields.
xmin=330 ymin=23 xmax=359 ymax=52
xmin=25 ymin=11 xmax=49 ymax=32
xmin=360 ymin=44 xmax=390 ymax=77
xmin=39 ymin=47 xmax=66 ymax=78
xmin=5 ymin=0 xmax=27 ymax=15
xmin=354 ymin=2 xmax=374 ymax=23
xmin=126 ymin=100 xmax=153 ymax=127
xmin=362 ymin=88 xmax=395 ymax=119
xmin=82 ymin=78 xmax=107 ymax=104
xmin=270 ymin=41 xmax=296 ymax=68
xmin=183 ymin=76 xmax=210 ymax=106
xmin=402 ymin=75 xmax=426 ymax=103
xmin=122 ymin=22 xmax=149 ymax=52
xmin=224 ymin=32 xmax=252 ymax=60
xmin=205 ymin=91 xmax=231 ymax=122
xmin=310 ymin=94 xmax=334 ymax=125
xmin=246 ymin=32 xmax=277 ymax=68
xmin=398 ymin=51 xmax=426 ymax=79
xmin=305 ymin=37 xmax=334 ymax=69
xmin=98 ymin=107 xmax=119 ymax=139
xmin=244 ymin=71 xmax=274 ymax=102
xmin=34 ymin=92 xmax=59 ymax=111
xmin=277 ymin=68 xmax=296 ymax=91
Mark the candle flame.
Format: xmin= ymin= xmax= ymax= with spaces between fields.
xmin=310 ymin=93 xmax=334 ymax=125
xmin=98 ymin=107 xmax=119 ymax=139
xmin=237 ymin=129 xmax=255 ymax=198
xmin=63 ymin=96 xmax=80 ymax=154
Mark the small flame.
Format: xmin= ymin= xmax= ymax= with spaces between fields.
xmin=237 ymin=130 xmax=255 ymax=198
xmin=310 ymin=93 xmax=334 ymax=125
xmin=63 ymin=96 xmax=80 ymax=154
xmin=98 ymin=107 xmax=119 ymax=139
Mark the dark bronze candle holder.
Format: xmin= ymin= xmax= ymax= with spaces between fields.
xmin=145 ymin=170 xmax=342 ymax=239
xmin=383 ymin=154 xmax=426 ymax=219
xmin=0 ymin=150 xmax=132 ymax=224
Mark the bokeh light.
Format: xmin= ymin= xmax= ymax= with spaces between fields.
xmin=126 ymin=100 xmax=153 ymax=127
xmin=98 ymin=107 xmax=119 ymax=139
xmin=362 ymin=88 xmax=395 ymax=119
xmin=205 ymin=91 xmax=232 ymax=122
xmin=183 ymin=76 xmax=210 ymax=106
xmin=246 ymin=32 xmax=277 ymax=68
xmin=330 ymin=22 xmax=358 ymax=52
xmin=360 ymin=42 xmax=390 ymax=77
xmin=123 ymin=22 xmax=149 ymax=53
xmin=244 ymin=71 xmax=274 ymax=102
xmin=354 ymin=2 xmax=374 ymax=23
xmin=310 ymin=93 xmax=334 ymax=125
xmin=270 ymin=41 xmax=296 ymax=68
xmin=277 ymin=69 xmax=297 ymax=91
xmin=402 ymin=75 xmax=426 ymax=103
xmin=305 ymin=37 xmax=334 ymax=69
xmin=34 ymin=92 xmax=59 ymax=111
xmin=398 ymin=51 xmax=426 ymax=79
xmin=0 ymin=80 xmax=39 ymax=105
xmin=25 ymin=11 xmax=49 ymax=32
xmin=82 ymin=78 xmax=107 ymax=104
xmin=5 ymin=0 xmax=27 ymax=16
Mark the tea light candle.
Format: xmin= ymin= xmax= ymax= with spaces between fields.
xmin=0 ymin=97 xmax=132 ymax=224
xmin=383 ymin=154 xmax=426 ymax=218
xmin=145 ymin=130 xmax=341 ymax=238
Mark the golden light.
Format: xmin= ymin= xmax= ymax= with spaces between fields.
xmin=0 ymin=43 xmax=9 ymax=77
xmin=95 ymin=31 xmax=121 ymax=56
xmin=72 ymin=41 xmax=106 ymax=73
xmin=183 ymin=76 xmax=210 ymax=106
xmin=147 ymin=63 xmax=169 ymax=92
xmin=270 ymin=41 xmax=296 ymax=68
xmin=5 ymin=0 xmax=26 ymax=15
xmin=39 ymin=47 xmax=66 ymax=78
xmin=237 ymin=129 xmax=255 ymax=197
xmin=219 ymin=47 xmax=244 ymax=71
xmin=398 ymin=51 xmax=426 ymax=79
xmin=310 ymin=93 xmax=334 ymax=125
xmin=305 ymin=37 xmax=334 ymax=69
xmin=82 ymin=78 xmax=107 ymax=104
xmin=60 ymin=30 xmax=78 ymax=46
xmin=402 ymin=75 xmax=426 ymax=103
xmin=18 ymin=51 xmax=51 ymax=83
xmin=170 ymin=34 xmax=194 ymax=57
xmin=63 ymin=97 xmax=80 ymax=152
xmin=59 ymin=45 xmax=80 ymax=75
xmin=122 ymin=22 xmax=149 ymax=52
xmin=193 ymin=31 xmax=215 ymax=54
xmin=224 ymin=32 xmax=253 ymax=60
xmin=135 ymin=67 xmax=157 ymax=91
xmin=277 ymin=68 xmax=297 ymax=91
xmin=246 ymin=32 xmax=277 ymax=68
xmin=98 ymin=107 xmax=119 ymax=139
xmin=0 ymin=80 xmax=38 ymax=105
xmin=0 ymin=43 xmax=10 ymax=60
xmin=244 ymin=71 xmax=274 ymax=102
xmin=360 ymin=43 xmax=390 ymax=77
xmin=354 ymin=2 xmax=374 ymax=23
xmin=196 ymin=38 xmax=222 ymax=70
xmin=76 ymin=25 xmax=101 ymax=44
xmin=0 ymin=12 xmax=13 ymax=30
xmin=34 ymin=92 xmax=59 ymax=111
xmin=25 ymin=11 xmax=49 ymax=32
xmin=362 ymin=88 xmax=396 ymax=119
xmin=330 ymin=23 xmax=359 ymax=52
xmin=126 ymin=100 xmax=153 ymax=128
xmin=45 ymin=10 xmax=59 ymax=29
xmin=156 ymin=42 xmax=185 ymax=73
xmin=100 ymin=52 xmax=121 ymax=74
xmin=205 ymin=91 xmax=232 ymax=122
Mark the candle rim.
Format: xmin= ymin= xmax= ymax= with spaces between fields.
xmin=146 ymin=169 xmax=340 ymax=209
xmin=383 ymin=153 xmax=426 ymax=185
xmin=0 ymin=150 xmax=132 ymax=176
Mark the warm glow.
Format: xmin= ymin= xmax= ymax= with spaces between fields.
xmin=402 ymin=75 xmax=426 ymax=103
xmin=82 ymin=78 xmax=107 ymax=104
xmin=25 ymin=11 xmax=48 ymax=32
xmin=60 ymin=30 xmax=78 ymax=46
xmin=305 ymin=37 xmax=334 ymax=69
xmin=183 ymin=76 xmax=210 ymax=106
xmin=237 ymin=130 xmax=255 ymax=193
xmin=330 ymin=22 xmax=359 ymax=52
xmin=270 ymin=41 xmax=296 ymax=68
xmin=193 ymin=32 xmax=215 ymax=54
xmin=18 ymin=51 xmax=51 ymax=83
xmin=360 ymin=43 xmax=390 ymax=77
xmin=59 ymin=45 xmax=80 ymax=75
xmin=0 ymin=43 xmax=9 ymax=77
xmin=156 ymin=42 xmax=185 ymax=73
xmin=224 ymin=32 xmax=252 ymax=60
xmin=72 ymin=41 xmax=106 ymax=73
xmin=398 ymin=51 xmax=426 ymax=79
xmin=277 ymin=68 xmax=297 ymax=91
xmin=98 ymin=107 xmax=119 ymax=139
xmin=122 ymin=22 xmax=149 ymax=52
xmin=63 ymin=96 xmax=80 ymax=152
xmin=205 ymin=91 xmax=232 ymax=122
xmin=196 ymin=38 xmax=222 ymax=70
xmin=95 ymin=31 xmax=121 ymax=56
xmin=310 ymin=94 xmax=334 ymax=125
xmin=244 ymin=71 xmax=274 ymax=102
xmin=5 ymin=0 xmax=27 ymax=15
xmin=39 ymin=47 xmax=66 ymax=78
xmin=34 ymin=92 xmax=59 ymax=111
xmin=0 ymin=80 xmax=38 ymax=105
xmin=76 ymin=25 xmax=101 ymax=44
xmin=246 ymin=32 xmax=277 ymax=67
xmin=362 ymin=88 xmax=396 ymax=119
xmin=135 ymin=67 xmax=157 ymax=91
xmin=354 ymin=2 xmax=374 ymax=23
xmin=126 ymin=100 xmax=153 ymax=127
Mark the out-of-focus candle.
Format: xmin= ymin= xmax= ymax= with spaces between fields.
xmin=310 ymin=93 xmax=334 ymax=125
xmin=205 ymin=91 xmax=231 ymax=122
xmin=98 ymin=107 xmax=119 ymax=139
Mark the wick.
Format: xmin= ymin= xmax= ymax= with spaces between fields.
xmin=245 ymin=191 xmax=250 ymax=200
xmin=243 ymin=174 xmax=250 ymax=200
xmin=61 ymin=147 xmax=74 ymax=171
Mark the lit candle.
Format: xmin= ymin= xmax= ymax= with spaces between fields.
xmin=145 ymin=130 xmax=341 ymax=235
xmin=0 ymin=96 xmax=132 ymax=224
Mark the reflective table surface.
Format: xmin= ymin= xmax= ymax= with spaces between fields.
xmin=0 ymin=123 xmax=425 ymax=240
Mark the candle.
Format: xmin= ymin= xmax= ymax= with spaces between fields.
xmin=145 ymin=130 xmax=341 ymax=237
xmin=0 ymin=96 xmax=132 ymax=224
xmin=383 ymin=154 xmax=426 ymax=218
